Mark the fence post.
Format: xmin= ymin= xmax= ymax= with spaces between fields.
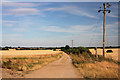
xmin=96 ymin=47 xmax=98 ymax=58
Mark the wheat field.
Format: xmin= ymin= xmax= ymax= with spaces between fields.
xmin=1 ymin=50 xmax=63 ymax=78
xmin=89 ymin=48 xmax=119 ymax=61
xmin=1 ymin=50 xmax=62 ymax=58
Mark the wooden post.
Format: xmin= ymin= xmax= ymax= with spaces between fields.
xmin=96 ymin=47 xmax=98 ymax=58
xmin=103 ymin=3 xmax=106 ymax=58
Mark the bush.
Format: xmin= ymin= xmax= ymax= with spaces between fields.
xmin=66 ymin=47 xmax=91 ymax=55
xmin=106 ymin=50 xmax=113 ymax=53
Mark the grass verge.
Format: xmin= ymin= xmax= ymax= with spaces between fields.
xmin=70 ymin=52 xmax=119 ymax=78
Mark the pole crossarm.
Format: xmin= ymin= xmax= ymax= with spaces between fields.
xmin=98 ymin=10 xmax=111 ymax=13
xmin=98 ymin=3 xmax=111 ymax=13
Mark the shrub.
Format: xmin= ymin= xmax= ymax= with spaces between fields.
xmin=106 ymin=50 xmax=113 ymax=53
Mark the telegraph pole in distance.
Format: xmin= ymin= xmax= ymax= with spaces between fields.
xmin=72 ymin=40 xmax=73 ymax=49
xmin=98 ymin=3 xmax=111 ymax=58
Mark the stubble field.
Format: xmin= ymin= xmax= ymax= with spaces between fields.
xmin=1 ymin=50 xmax=63 ymax=78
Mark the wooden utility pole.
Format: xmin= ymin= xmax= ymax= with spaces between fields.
xmin=103 ymin=3 xmax=106 ymax=58
xmin=72 ymin=40 xmax=73 ymax=49
xmin=98 ymin=3 xmax=111 ymax=58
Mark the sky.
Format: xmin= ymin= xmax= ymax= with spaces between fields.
xmin=1 ymin=2 xmax=119 ymax=47
xmin=2 ymin=0 xmax=120 ymax=2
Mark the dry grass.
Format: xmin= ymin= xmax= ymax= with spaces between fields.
xmin=70 ymin=53 xmax=119 ymax=78
xmin=76 ymin=61 xmax=118 ymax=78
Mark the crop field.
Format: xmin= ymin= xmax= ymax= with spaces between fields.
xmin=1 ymin=50 xmax=62 ymax=58
xmin=89 ymin=48 xmax=119 ymax=61
xmin=1 ymin=50 xmax=63 ymax=78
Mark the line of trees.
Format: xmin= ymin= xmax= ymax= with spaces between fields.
xmin=1 ymin=46 xmax=46 ymax=50
xmin=1 ymin=45 xmax=119 ymax=51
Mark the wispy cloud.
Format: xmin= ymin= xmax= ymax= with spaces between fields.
xmin=3 ymin=2 xmax=37 ymax=7
xmin=107 ymin=13 xmax=118 ymax=18
xmin=2 ymin=0 xmax=11 ymax=2
xmin=3 ymin=3 xmax=96 ymax=18
xmin=39 ymin=21 xmax=118 ymax=37
xmin=43 ymin=6 xmax=96 ymax=18
xmin=3 ymin=20 xmax=16 ymax=27
xmin=4 ymin=24 xmax=14 ymax=27
xmin=3 ymin=2 xmax=50 ymax=16
xmin=5 ymin=8 xmax=40 ymax=16
xmin=3 ymin=20 xmax=16 ymax=23
xmin=3 ymin=19 xmax=33 ymax=32
xmin=39 ymin=24 xmax=95 ymax=33
xmin=3 ymin=2 xmax=51 ymax=8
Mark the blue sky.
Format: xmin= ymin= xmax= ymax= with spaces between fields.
xmin=2 ymin=2 xmax=118 ymax=47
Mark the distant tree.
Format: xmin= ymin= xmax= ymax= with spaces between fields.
xmin=109 ymin=46 xmax=112 ymax=48
xmin=64 ymin=45 xmax=70 ymax=54
xmin=65 ymin=45 xmax=70 ymax=50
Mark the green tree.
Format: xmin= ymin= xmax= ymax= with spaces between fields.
xmin=65 ymin=45 xmax=70 ymax=50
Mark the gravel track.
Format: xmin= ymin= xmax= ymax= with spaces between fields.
xmin=25 ymin=52 xmax=82 ymax=78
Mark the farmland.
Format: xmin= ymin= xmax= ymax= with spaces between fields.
xmin=1 ymin=50 xmax=63 ymax=78
xmin=89 ymin=48 xmax=119 ymax=61
xmin=1 ymin=50 xmax=62 ymax=58
xmin=1 ymin=47 xmax=120 ymax=78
